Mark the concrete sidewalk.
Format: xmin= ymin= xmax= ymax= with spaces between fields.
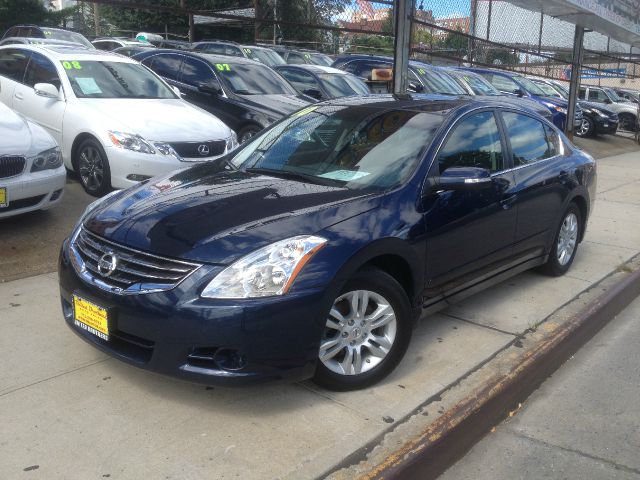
xmin=439 ymin=296 xmax=640 ymax=480
xmin=1 ymin=151 xmax=640 ymax=479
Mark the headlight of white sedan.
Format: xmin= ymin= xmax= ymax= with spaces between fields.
xmin=201 ymin=235 xmax=327 ymax=299
xmin=108 ymin=131 xmax=155 ymax=154
xmin=30 ymin=147 xmax=62 ymax=172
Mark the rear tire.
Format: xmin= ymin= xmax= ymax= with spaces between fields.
xmin=75 ymin=137 xmax=112 ymax=197
xmin=541 ymin=203 xmax=582 ymax=277
xmin=619 ymin=113 xmax=638 ymax=132
xmin=313 ymin=268 xmax=413 ymax=391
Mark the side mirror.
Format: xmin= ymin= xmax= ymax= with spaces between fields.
xmin=197 ymin=82 xmax=222 ymax=95
xmin=433 ymin=166 xmax=493 ymax=191
xmin=172 ymin=86 xmax=182 ymax=97
xmin=303 ymin=88 xmax=323 ymax=100
xmin=409 ymin=82 xmax=425 ymax=93
xmin=513 ymin=88 xmax=525 ymax=97
xmin=603 ymin=97 xmax=612 ymax=104
xmin=34 ymin=83 xmax=60 ymax=99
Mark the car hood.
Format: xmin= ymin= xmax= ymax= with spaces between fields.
xmin=235 ymin=94 xmax=311 ymax=119
xmin=78 ymin=98 xmax=231 ymax=141
xmin=0 ymin=103 xmax=56 ymax=155
xmin=84 ymin=162 xmax=379 ymax=264
xmin=579 ymin=101 xmax=617 ymax=116
xmin=532 ymin=95 xmax=568 ymax=108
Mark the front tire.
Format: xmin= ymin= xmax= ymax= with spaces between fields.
xmin=576 ymin=117 xmax=594 ymax=137
xmin=313 ymin=268 xmax=413 ymax=391
xmin=541 ymin=203 xmax=582 ymax=277
xmin=619 ymin=113 xmax=638 ymax=132
xmin=75 ymin=137 xmax=111 ymax=197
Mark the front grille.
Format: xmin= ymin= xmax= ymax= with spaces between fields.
xmin=170 ymin=140 xmax=226 ymax=159
xmin=72 ymin=228 xmax=201 ymax=293
xmin=0 ymin=156 xmax=26 ymax=179
xmin=0 ymin=195 xmax=45 ymax=211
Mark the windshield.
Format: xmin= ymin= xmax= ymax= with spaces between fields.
xmin=454 ymin=71 xmax=499 ymax=95
xmin=550 ymin=82 xmax=569 ymax=99
xmin=533 ymin=81 xmax=562 ymax=98
xmin=413 ymin=66 xmax=466 ymax=95
xmin=230 ymin=105 xmax=444 ymax=191
xmin=604 ymin=88 xmax=627 ymax=102
xmin=63 ymin=60 xmax=177 ymax=99
xmin=320 ymin=73 xmax=370 ymax=97
xmin=308 ymin=53 xmax=333 ymax=66
xmin=244 ymin=47 xmax=286 ymax=66
xmin=41 ymin=28 xmax=93 ymax=48
xmin=215 ymin=62 xmax=296 ymax=95
xmin=513 ymin=75 xmax=546 ymax=96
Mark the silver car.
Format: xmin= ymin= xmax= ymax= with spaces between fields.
xmin=0 ymin=102 xmax=65 ymax=218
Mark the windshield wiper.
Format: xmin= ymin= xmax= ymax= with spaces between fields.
xmin=235 ymin=89 xmax=256 ymax=95
xmin=245 ymin=167 xmax=341 ymax=187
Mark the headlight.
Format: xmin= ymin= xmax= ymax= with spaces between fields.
xmin=108 ymin=131 xmax=155 ymax=154
xmin=551 ymin=105 xmax=567 ymax=114
xmin=226 ymin=131 xmax=239 ymax=152
xmin=594 ymin=109 xmax=608 ymax=118
xmin=152 ymin=142 xmax=181 ymax=158
xmin=74 ymin=189 xmax=122 ymax=230
xmin=201 ymin=235 xmax=327 ymax=299
xmin=30 ymin=147 xmax=62 ymax=172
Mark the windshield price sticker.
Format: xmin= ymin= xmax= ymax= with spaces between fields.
xmin=215 ymin=63 xmax=231 ymax=72
xmin=243 ymin=48 xmax=252 ymax=55
xmin=62 ymin=61 xmax=82 ymax=70
xmin=417 ymin=68 xmax=426 ymax=75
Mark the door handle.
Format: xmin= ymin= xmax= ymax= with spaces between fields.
xmin=500 ymin=194 xmax=517 ymax=210
xmin=14 ymin=92 xmax=23 ymax=100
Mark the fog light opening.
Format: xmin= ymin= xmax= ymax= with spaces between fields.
xmin=126 ymin=174 xmax=152 ymax=182
xmin=213 ymin=348 xmax=248 ymax=371
xmin=50 ymin=189 xmax=63 ymax=201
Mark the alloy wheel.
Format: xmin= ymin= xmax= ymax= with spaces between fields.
xmin=578 ymin=119 xmax=590 ymax=136
xmin=78 ymin=145 xmax=104 ymax=192
xmin=557 ymin=212 xmax=578 ymax=265
xmin=319 ymin=290 xmax=397 ymax=376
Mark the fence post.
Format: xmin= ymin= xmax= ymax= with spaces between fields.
xmin=393 ymin=0 xmax=413 ymax=94
xmin=566 ymin=25 xmax=584 ymax=139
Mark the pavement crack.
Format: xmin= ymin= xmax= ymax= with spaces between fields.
xmin=504 ymin=428 xmax=640 ymax=475
xmin=0 ymin=358 xmax=111 ymax=397
xmin=440 ymin=313 xmax=518 ymax=336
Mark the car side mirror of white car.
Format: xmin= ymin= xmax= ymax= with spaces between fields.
xmin=172 ymin=86 xmax=183 ymax=97
xmin=34 ymin=83 xmax=60 ymax=100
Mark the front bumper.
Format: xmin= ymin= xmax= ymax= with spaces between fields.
xmin=593 ymin=116 xmax=619 ymax=135
xmin=58 ymin=239 xmax=328 ymax=386
xmin=0 ymin=166 xmax=65 ymax=219
xmin=105 ymin=146 xmax=228 ymax=190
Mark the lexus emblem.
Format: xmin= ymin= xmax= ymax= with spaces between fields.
xmin=197 ymin=144 xmax=210 ymax=156
xmin=97 ymin=253 xmax=118 ymax=277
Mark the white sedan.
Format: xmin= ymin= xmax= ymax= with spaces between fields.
xmin=0 ymin=102 xmax=65 ymax=218
xmin=0 ymin=45 xmax=237 ymax=196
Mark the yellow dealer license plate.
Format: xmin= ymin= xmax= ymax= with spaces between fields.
xmin=0 ymin=187 xmax=7 ymax=208
xmin=73 ymin=295 xmax=109 ymax=341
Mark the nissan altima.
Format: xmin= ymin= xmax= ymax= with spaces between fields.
xmin=59 ymin=95 xmax=596 ymax=391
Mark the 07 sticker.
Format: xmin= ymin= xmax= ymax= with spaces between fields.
xmin=215 ymin=63 xmax=231 ymax=71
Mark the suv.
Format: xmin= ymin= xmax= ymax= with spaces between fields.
xmin=613 ymin=88 xmax=639 ymax=104
xmin=2 ymin=25 xmax=93 ymax=49
xmin=579 ymin=85 xmax=639 ymax=131
xmin=462 ymin=67 xmax=582 ymax=131
xmin=0 ymin=45 xmax=236 ymax=196
xmin=332 ymin=54 xmax=465 ymax=95
xmin=132 ymin=49 xmax=311 ymax=142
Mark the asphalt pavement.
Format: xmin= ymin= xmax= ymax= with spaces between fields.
xmin=439 ymin=296 xmax=640 ymax=480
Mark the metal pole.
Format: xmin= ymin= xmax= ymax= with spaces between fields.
xmin=566 ymin=25 xmax=584 ymax=139
xmin=538 ymin=11 xmax=544 ymax=54
xmin=468 ymin=0 xmax=477 ymax=62
xmin=486 ymin=0 xmax=492 ymax=40
xmin=392 ymin=0 xmax=412 ymax=94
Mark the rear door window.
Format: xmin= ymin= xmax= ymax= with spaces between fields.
xmin=438 ymin=111 xmax=504 ymax=173
xmin=502 ymin=112 xmax=557 ymax=166
xmin=0 ymin=48 xmax=29 ymax=83
xmin=278 ymin=68 xmax=319 ymax=91
xmin=143 ymin=53 xmax=182 ymax=81
xmin=287 ymin=52 xmax=307 ymax=64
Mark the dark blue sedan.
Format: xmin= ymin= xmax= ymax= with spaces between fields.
xmin=59 ymin=95 xmax=596 ymax=391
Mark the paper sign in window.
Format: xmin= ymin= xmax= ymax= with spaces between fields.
xmin=318 ymin=170 xmax=370 ymax=181
xmin=76 ymin=77 xmax=102 ymax=95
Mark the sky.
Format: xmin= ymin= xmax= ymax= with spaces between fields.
xmin=366 ymin=0 xmax=471 ymax=19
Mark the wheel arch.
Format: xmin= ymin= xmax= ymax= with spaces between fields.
xmin=569 ymin=194 xmax=589 ymax=242
xmin=70 ymin=132 xmax=102 ymax=172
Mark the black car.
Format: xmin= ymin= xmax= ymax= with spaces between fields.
xmin=270 ymin=46 xmax=333 ymax=66
xmin=576 ymin=101 xmax=619 ymax=137
xmin=275 ymin=64 xmax=370 ymax=100
xmin=59 ymin=95 xmax=596 ymax=391
xmin=133 ymin=49 xmax=311 ymax=142
xmin=192 ymin=41 xmax=287 ymax=67
xmin=112 ymin=45 xmax=155 ymax=57
xmin=331 ymin=54 xmax=465 ymax=95
xmin=2 ymin=25 xmax=93 ymax=48
xmin=149 ymin=39 xmax=192 ymax=50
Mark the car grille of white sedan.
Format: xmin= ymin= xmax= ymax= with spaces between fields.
xmin=71 ymin=228 xmax=201 ymax=294
xmin=0 ymin=155 xmax=26 ymax=178
xmin=169 ymin=140 xmax=226 ymax=159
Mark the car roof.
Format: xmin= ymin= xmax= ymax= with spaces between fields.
xmin=0 ymin=44 xmax=137 ymax=62
xmin=135 ymin=48 xmax=261 ymax=65
xmin=277 ymin=64 xmax=346 ymax=75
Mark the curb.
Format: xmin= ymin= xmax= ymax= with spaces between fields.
xmin=328 ymin=256 xmax=640 ymax=480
